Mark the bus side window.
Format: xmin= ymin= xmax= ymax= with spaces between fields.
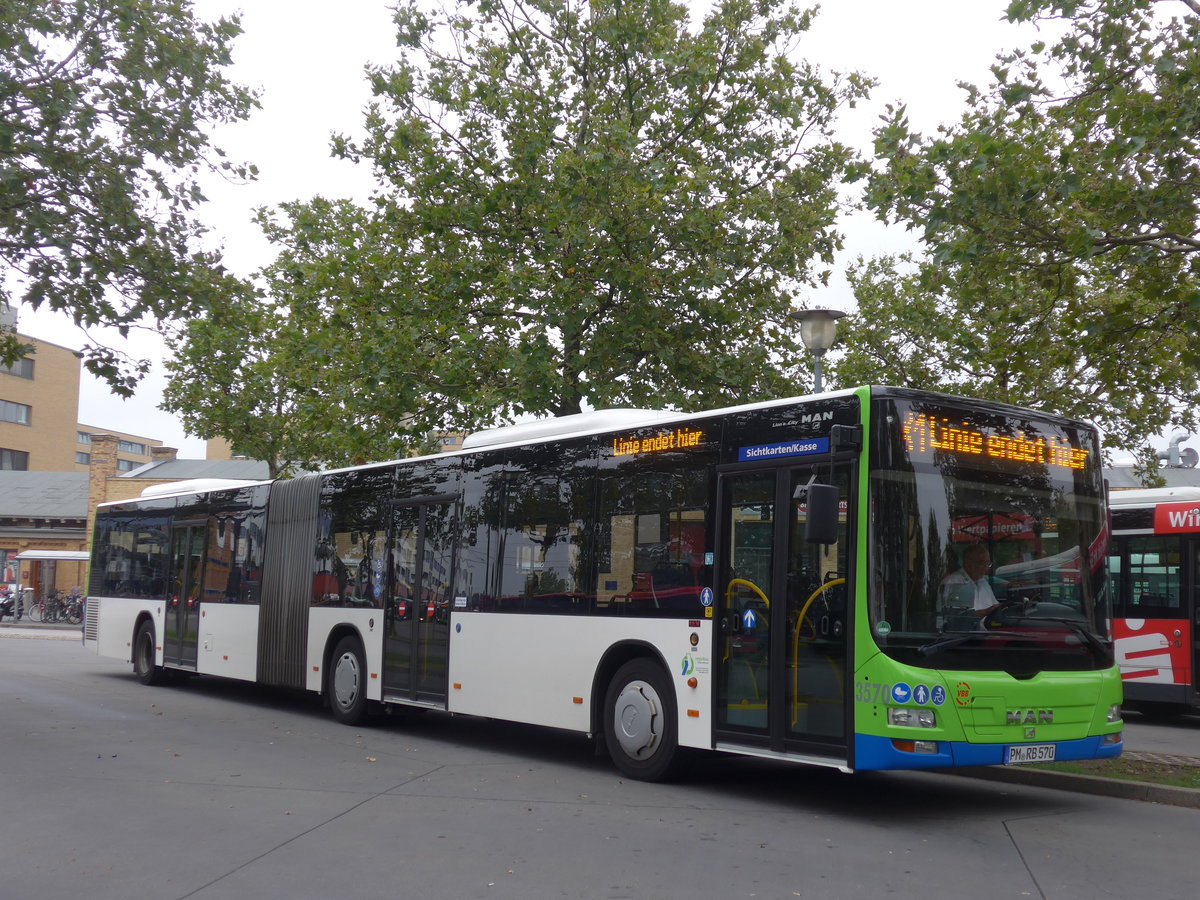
xmin=1125 ymin=534 xmax=1182 ymax=615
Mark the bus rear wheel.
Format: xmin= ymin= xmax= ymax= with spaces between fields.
xmin=329 ymin=636 xmax=368 ymax=725
xmin=604 ymin=659 xmax=681 ymax=782
xmin=133 ymin=621 xmax=162 ymax=686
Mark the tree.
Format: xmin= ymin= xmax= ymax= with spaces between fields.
xmin=842 ymin=0 xmax=1200 ymax=471
xmin=160 ymin=278 xmax=315 ymax=479
xmin=164 ymin=198 xmax=504 ymax=471
xmin=309 ymin=0 xmax=869 ymax=423
xmin=1 ymin=0 xmax=257 ymax=393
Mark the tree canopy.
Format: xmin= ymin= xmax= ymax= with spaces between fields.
xmin=0 ymin=0 xmax=257 ymax=393
xmin=258 ymin=0 xmax=863 ymax=432
xmin=163 ymin=197 xmax=497 ymax=474
xmin=837 ymin=0 xmax=1200 ymax=471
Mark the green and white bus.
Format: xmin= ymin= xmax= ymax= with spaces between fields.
xmin=84 ymin=386 xmax=1122 ymax=779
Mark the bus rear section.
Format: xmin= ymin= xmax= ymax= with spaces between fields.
xmin=1109 ymin=487 xmax=1200 ymax=716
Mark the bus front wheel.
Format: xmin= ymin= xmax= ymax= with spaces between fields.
xmin=329 ymin=636 xmax=368 ymax=725
xmin=604 ymin=659 xmax=681 ymax=781
xmin=133 ymin=621 xmax=162 ymax=686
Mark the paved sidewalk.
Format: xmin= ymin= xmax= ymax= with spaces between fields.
xmin=0 ymin=621 xmax=81 ymax=640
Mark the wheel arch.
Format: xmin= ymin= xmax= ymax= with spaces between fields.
xmin=590 ymin=640 xmax=673 ymax=736
xmin=321 ymin=623 xmax=366 ymax=701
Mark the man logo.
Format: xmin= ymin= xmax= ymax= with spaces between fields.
xmin=799 ymin=411 xmax=835 ymax=425
xmin=1007 ymin=709 xmax=1054 ymax=725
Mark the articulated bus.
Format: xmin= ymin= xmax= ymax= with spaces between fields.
xmin=84 ymin=387 xmax=1122 ymax=780
xmin=1108 ymin=486 xmax=1200 ymax=716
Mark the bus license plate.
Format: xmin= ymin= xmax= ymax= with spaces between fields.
xmin=1006 ymin=744 xmax=1056 ymax=765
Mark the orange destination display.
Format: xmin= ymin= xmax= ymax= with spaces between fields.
xmin=901 ymin=410 xmax=1088 ymax=471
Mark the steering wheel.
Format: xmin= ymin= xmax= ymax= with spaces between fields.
xmin=983 ymin=597 xmax=1032 ymax=627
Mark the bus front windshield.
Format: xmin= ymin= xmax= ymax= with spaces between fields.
xmin=869 ymin=397 xmax=1112 ymax=673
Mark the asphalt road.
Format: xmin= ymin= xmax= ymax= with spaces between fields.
xmin=1118 ymin=708 xmax=1200 ymax=759
xmin=2 ymin=632 xmax=1197 ymax=900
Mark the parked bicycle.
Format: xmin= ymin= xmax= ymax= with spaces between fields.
xmin=40 ymin=590 xmax=66 ymax=624
xmin=25 ymin=588 xmax=44 ymax=623
xmin=8 ymin=587 xmax=83 ymax=625
xmin=61 ymin=588 xmax=84 ymax=625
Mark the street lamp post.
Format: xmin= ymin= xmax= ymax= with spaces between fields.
xmin=789 ymin=308 xmax=846 ymax=393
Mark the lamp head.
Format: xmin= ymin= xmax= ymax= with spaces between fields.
xmin=789 ymin=308 xmax=847 ymax=356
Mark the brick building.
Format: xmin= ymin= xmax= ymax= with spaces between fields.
xmin=1 ymin=305 xmax=163 ymax=474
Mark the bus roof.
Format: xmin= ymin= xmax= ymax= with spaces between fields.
xmin=1108 ymin=485 xmax=1200 ymax=508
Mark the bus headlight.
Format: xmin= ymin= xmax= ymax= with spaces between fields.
xmin=1106 ymin=704 xmax=1122 ymax=723
xmin=888 ymin=708 xmax=936 ymax=728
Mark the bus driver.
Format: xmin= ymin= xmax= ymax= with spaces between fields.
xmin=941 ymin=543 xmax=1002 ymax=620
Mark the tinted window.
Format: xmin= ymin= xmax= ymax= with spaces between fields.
xmin=201 ymin=485 xmax=268 ymax=604
xmin=491 ymin=441 xmax=596 ymax=613
xmin=458 ymin=451 xmax=506 ymax=608
xmin=313 ymin=468 xmax=395 ymax=608
xmin=91 ymin=505 xmax=172 ymax=598
xmin=596 ymin=423 xmax=718 ymax=617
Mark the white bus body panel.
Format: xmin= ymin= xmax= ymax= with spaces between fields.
xmin=88 ymin=596 xmax=165 ymax=665
xmin=306 ymin=607 xmax=386 ymax=701
xmin=445 ymin=613 xmax=714 ymax=750
xmin=195 ymin=604 xmax=260 ymax=681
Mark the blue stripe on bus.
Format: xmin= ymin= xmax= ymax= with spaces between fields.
xmin=853 ymin=733 xmax=1123 ymax=771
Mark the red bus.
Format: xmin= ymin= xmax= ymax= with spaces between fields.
xmin=1108 ymin=486 xmax=1200 ymax=715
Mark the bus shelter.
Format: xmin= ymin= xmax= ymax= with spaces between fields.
xmin=13 ymin=550 xmax=90 ymax=599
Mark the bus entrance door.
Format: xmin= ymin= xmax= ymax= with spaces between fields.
xmin=383 ymin=499 xmax=455 ymax=706
xmin=715 ymin=467 xmax=851 ymax=760
xmin=165 ymin=523 xmax=205 ymax=669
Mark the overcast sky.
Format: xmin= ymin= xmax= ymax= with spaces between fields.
xmin=17 ymin=0 xmax=1172 ymax=461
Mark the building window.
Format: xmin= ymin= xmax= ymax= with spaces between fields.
xmin=0 ymin=448 xmax=29 ymax=470
xmin=0 ymin=357 xmax=34 ymax=379
xmin=0 ymin=400 xmax=31 ymax=425
xmin=1 ymin=549 xmax=18 ymax=583
xmin=117 ymin=440 xmax=146 ymax=455
xmin=76 ymin=451 xmax=90 ymax=465
xmin=115 ymin=458 xmax=139 ymax=472
xmin=77 ymin=431 xmax=93 ymax=445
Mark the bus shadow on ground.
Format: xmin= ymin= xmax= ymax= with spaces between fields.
xmin=99 ymin=669 xmax=1074 ymax=820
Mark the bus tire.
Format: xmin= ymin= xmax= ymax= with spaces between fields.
xmin=329 ymin=636 xmax=368 ymax=725
xmin=133 ymin=621 xmax=162 ymax=686
xmin=604 ymin=658 xmax=681 ymax=782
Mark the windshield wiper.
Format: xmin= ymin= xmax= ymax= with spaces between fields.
xmin=918 ymin=629 xmax=1025 ymax=657
xmin=1024 ymin=615 xmax=1112 ymax=665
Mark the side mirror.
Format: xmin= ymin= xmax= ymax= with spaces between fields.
xmin=797 ymin=481 xmax=840 ymax=545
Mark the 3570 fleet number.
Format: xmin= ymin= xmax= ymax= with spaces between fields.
xmin=854 ymin=682 xmax=890 ymax=703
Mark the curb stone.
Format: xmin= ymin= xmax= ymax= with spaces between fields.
xmin=950 ymin=764 xmax=1200 ymax=808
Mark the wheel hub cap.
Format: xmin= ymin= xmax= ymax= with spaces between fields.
xmin=614 ymin=680 xmax=660 ymax=759
xmin=333 ymin=652 xmax=360 ymax=708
